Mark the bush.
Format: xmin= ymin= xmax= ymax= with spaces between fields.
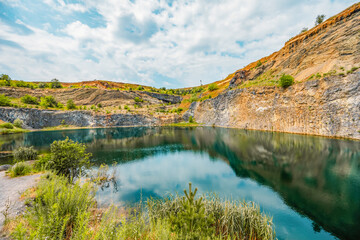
xmin=136 ymin=86 xmax=144 ymax=91
xmin=0 ymin=74 xmax=11 ymax=86
xmin=0 ymin=122 xmax=14 ymax=129
xmin=38 ymin=82 xmax=48 ymax=88
xmin=279 ymin=74 xmax=294 ymax=88
xmin=14 ymin=146 xmax=38 ymax=161
xmin=66 ymin=99 xmax=77 ymax=110
xmin=21 ymin=94 xmax=39 ymax=105
xmin=50 ymin=78 xmax=62 ymax=88
xmin=8 ymin=162 xmax=32 ymax=177
xmin=207 ymin=83 xmax=219 ymax=91
xmin=13 ymin=118 xmax=23 ymax=128
xmin=0 ymin=94 xmax=11 ymax=106
xmin=315 ymin=14 xmax=325 ymax=26
xmin=97 ymin=103 xmax=102 ymax=108
xmin=40 ymin=95 xmax=57 ymax=108
xmin=134 ymin=97 xmax=143 ymax=102
xmin=188 ymin=116 xmax=194 ymax=123
xmin=47 ymin=137 xmax=92 ymax=181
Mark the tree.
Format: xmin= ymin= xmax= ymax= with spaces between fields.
xmin=0 ymin=74 xmax=11 ymax=86
xmin=21 ymin=94 xmax=39 ymax=105
xmin=315 ymin=15 xmax=325 ymax=26
xmin=48 ymin=137 xmax=92 ymax=181
xmin=50 ymin=78 xmax=62 ymax=88
xmin=300 ymin=27 xmax=308 ymax=33
xmin=66 ymin=99 xmax=77 ymax=110
xmin=0 ymin=94 xmax=11 ymax=106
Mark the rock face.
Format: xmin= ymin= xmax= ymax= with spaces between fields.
xmin=190 ymin=72 xmax=360 ymax=139
xmin=143 ymin=92 xmax=182 ymax=104
xmin=0 ymin=108 xmax=177 ymax=129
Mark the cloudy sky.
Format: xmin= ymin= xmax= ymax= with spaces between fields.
xmin=0 ymin=0 xmax=358 ymax=88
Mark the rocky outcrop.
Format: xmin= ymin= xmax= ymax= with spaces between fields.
xmin=189 ymin=71 xmax=360 ymax=139
xmin=143 ymin=92 xmax=182 ymax=104
xmin=0 ymin=108 xmax=178 ymax=129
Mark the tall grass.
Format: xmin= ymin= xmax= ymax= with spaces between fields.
xmin=8 ymin=162 xmax=33 ymax=177
xmin=10 ymin=175 xmax=276 ymax=240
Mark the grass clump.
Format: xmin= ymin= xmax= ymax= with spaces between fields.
xmin=279 ymin=74 xmax=294 ymax=88
xmin=208 ymin=83 xmax=219 ymax=91
xmin=14 ymin=146 xmax=38 ymax=162
xmin=8 ymin=161 xmax=33 ymax=177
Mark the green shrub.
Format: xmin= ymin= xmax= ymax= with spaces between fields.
xmin=8 ymin=162 xmax=32 ymax=177
xmin=13 ymin=174 xmax=95 ymax=239
xmin=14 ymin=146 xmax=38 ymax=161
xmin=0 ymin=122 xmax=14 ymax=129
xmin=38 ymin=82 xmax=48 ymax=88
xmin=47 ymin=137 xmax=92 ymax=181
xmin=97 ymin=103 xmax=102 ymax=108
xmin=134 ymin=97 xmax=143 ymax=102
xmin=279 ymin=74 xmax=294 ymax=88
xmin=50 ymin=78 xmax=62 ymax=88
xmin=136 ymin=86 xmax=144 ymax=91
xmin=90 ymin=105 xmax=96 ymax=110
xmin=66 ymin=99 xmax=77 ymax=110
xmin=40 ymin=95 xmax=57 ymax=108
xmin=0 ymin=74 xmax=11 ymax=86
xmin=0 ymin=94 xmax=11 ymax=106
xmin=21 ymin=94 xmax=39 ymax=105
xmin=13 ymin=118 xmax=23 ymax=128
xmin=208 ymin=83 xmax=219 ymax=91
xmin=189 ymin=116 xmax=194 ymax=123
xmin=189 ymin=94 xmax=198 ymax=103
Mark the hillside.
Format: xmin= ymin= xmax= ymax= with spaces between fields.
xmin=185 ymin=3 xmax=360 ymax=139
xmin=0 ymin=3 xmax=359 ymax=138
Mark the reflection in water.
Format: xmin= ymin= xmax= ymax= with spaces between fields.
xmin=0 ymin=127 xmax=359 ymax=240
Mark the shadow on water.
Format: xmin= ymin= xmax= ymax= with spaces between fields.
xmin=0 ymin=126 xmax=359 ymax=240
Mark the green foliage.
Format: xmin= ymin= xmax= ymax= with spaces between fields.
xmin=256 ymin=60 xmax=262 ymax=68
xmin=50 ymin=78 xmax=62 ymax=88
xmin=66 ymin=99 xmax=77 ymax=110
xmin=279 ymin=74 xmax=294 ymax=88
xmin=40 ymin=95 xmax=58 ymax=108
xmin=136 ymin=86 xmax=144 ymax=91
xmin=169 ymin=183 xmax=214 ymax=239
xmin=148 ymin=184 xmax=276 ymax=240
xmin=0 ymin=122 xmax=14 ymax=129
xmin=12 ymin=174 xmax=95 ymax=239
xmin=189 ymin=94 xmax=198 ymax=103
xmin=315 ymin=14 xmax=325 ymax=26
xmin=134 ymin=97 xmax=144 ymax=102
xmin=13 ymin=118 xmax=23 ymax=128
xmin=207 ymin=83 xmax=219 ymax=91
xmin=97 ymin=103 xmax=102 ymax=108
xmin=0 ymin=74 xmax=11 ymax=86
xmin=21 ymin=94 xmax=39 ymax=105
xmin=14 ymin=146 xmax=38 ymax=162
xmin=8 ymin=161 xmax=32 ymax=177
xmin=170 ymin=107 xmax=183 ymax=114
xmin=38 ymin=82 xmax=49 ymax=88
xmin=300 ymin=27 xmax=308 ymax=33
xmin=0 ymin=94 xmax=11 ymax=106
xmin=47 ymin=137 xmax=92 ymax=180
xmin=124 ymin=105 xmax=130 ymax=111
xmin=189 ymin=116 xmax=194 ymax=123
xmin=90 ymin=104 xmax=96 ymax=110
xmin=10 ymin=178 xmax=276 ymax=240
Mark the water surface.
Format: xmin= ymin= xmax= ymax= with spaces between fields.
xmin=0 ymin=127 xmax=359 ymax=240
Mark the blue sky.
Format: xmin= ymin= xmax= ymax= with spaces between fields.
xmin=0 ymin=0 xmax=358 ymax=88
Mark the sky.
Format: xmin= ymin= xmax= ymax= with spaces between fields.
xmin=0 ymin=0 xmax=358 ymax=88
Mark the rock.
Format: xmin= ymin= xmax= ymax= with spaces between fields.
xmin=143 ymin=92 xmax=182 ymax=104
xmin=0 ymin=165 xmax=12 ymax=171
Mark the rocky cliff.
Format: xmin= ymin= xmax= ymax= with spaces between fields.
xmin=0 ymin=108 xmax=179 ymax=129
xmin=184 ymin=3 xmax=360 ymax=140
xmin=188 ymin=71 xmax=360 ymax=139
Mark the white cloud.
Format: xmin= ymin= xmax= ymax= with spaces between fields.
xmin=0 ymin=0 xmax=358 ymax=87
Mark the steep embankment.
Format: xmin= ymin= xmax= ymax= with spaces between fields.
xmin=186 ymin=3 xmax=360 ymax=139
xmin=0 ymin=108 xmax=180 ymax=129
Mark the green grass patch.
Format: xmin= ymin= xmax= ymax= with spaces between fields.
xmin=166 ymin=122 xmax=201 ymax=127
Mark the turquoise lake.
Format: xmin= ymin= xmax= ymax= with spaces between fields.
xmin=0 ymin=127 xmax=359 ymax=240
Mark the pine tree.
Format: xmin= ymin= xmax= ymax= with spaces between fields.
xmin=169 ymin=182 xmax=214 ymax=239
